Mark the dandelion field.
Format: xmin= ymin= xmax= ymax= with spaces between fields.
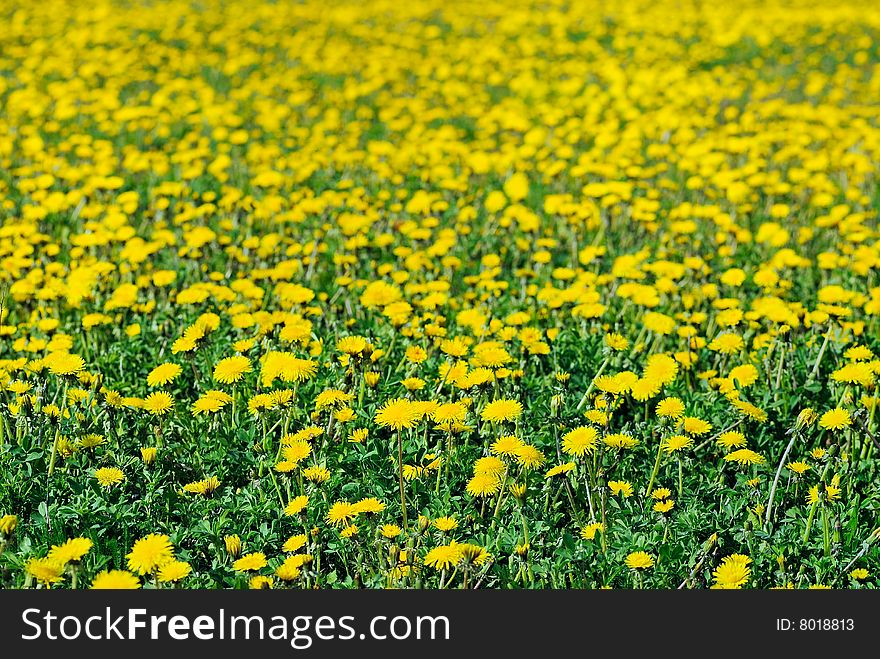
xmin=1 ymin=0 xmax=880 ymax=590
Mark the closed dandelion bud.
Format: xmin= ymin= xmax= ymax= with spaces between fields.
xmin=515 ymin=542 xmax=529 ymax=558
xmin=510 ymin=482 xmax=526 ymax=503
xmin=777 ymin=554 xmax=785 ymax=570
xmin=224 ymin=534 xmax=242 ymax=558
xmin=796 ymin=408 xmax=817 ymax=429
xmin=705 ymin=533 xmax=718 ymax=551
xmin=140 ymin=447 xmax=157 ymax=464
xmin=550 ymin=394 xmax=564 ymax=414
xmin=417 ymin=514 xmax=430 ymax=533
xmin=388 ymin=545 xmax=400 ymax=564
xmin=364 ymin=372 xmax=380 ymax=387
xmin=0 ymin=514 xmax=17 ymax=538
xmin=310 ymin=526 xmax=319 ymax=538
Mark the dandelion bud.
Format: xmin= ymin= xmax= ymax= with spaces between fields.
xmin=364 ymin=372 xmax=380 ymax=387
xmin=140 ymin=447 xmax=157 ymax=464
xmin=796 ymin=408 xmax=817 ymax=429
xmin=515 ymin=542 xmax=529 ymax=558
xmin=224 ymin=534 xmax=242 ymax=558
xmin=0 ymin=514 xmax=17 ymax=538
xmin=510 ymin=482 xmax=526 ymax=503
xmin=417 ymin=514 xmax=430 ymax=533
xmin=705 ymin=533 xmax=718 ymax=551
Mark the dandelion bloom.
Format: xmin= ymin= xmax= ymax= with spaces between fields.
xmin=604 ymin=333 xmax=629 ymax=351
xmin=433 ymin=516 xmax=458 ymax=531
xmin=424 ymin=545 xmax=460 ymax=570
xmin=653 ymin=499 xmax=674 ymax=513
xmin=380 ymin=524 xmax=402 ymax=539
xmin=182 ymin=476 xmax=221 ymax=496
xmin=545 ymin=462 xmax=576 ymax=478
xmin=283 ymin=534 xmax=308 ymax=553
xmin=157 ymin=560 xmax=192 ymax=583
xmin=275 ymin=563 xmax=302 ymax=582
xmin=431 ymin=401 xmax=467 ymax=426
xmin=250 ymin=576 xmax=275 ymax=589
xmin=26 ymin=558 xmax=65 ymax=585
xmin=473 ymin=456 xmax=506 ymax=478
xmin=374 ymin=398 xmax=419 ymax=430
xmin=233 ymin=552 xmax=268 ymax=571
xmin=723 ymin=449 xmax=765 ymax=466
xmin=711 ymin=554 xmax=751 ymax=589
xmin=47 ymin=537 xmax=93 ymax=564
xmin=608 ymin=480 xmax=633 ymax=497
xmin=314 ymin=389 xmax=354 ymax=410
xmin=303 ymin=465 xmax=331 ymax=483
xmin=126 ymin=534 xmax=174 ymax=574
xmin=326 ymin=501 xmax=358 ymax=526
xmin=349 ymin=428 xmax=368 ymax=443
xmin=44 ymin=351 xmax=86 ymax=376
xmin=352 ymin=497 xmax=385 ymax=515
xmin=213 ymin=355 xmax=252 ymax=384
xmin=192 ymin=390 xmax=233 ymax=415
xmin=142 ymin=391 xmax=174 ymax=415
xmin=681 ymin=416 xmax=712 ymax=435
xmin=147 ymin=363 xmax=181 ymax=387
xmin=336 ymin=335 xmax=370 ymax=355
xmin=818 ymin=407 xmax=851 ymax=430
xmin=480 ymin=399 xmax=523 ymax=423
xmin=655 ymin=397 xmax=685 ymax=419
xmin=284 ymin=495 xmax=309 ymax=516
xmin=466 ymin=473 xmax=502 ymax=497
xmin=717 ymin=431 xmax=747 ymax=449
xmin=625 ymin=551 xmax=654 ymax=569
xmin=491 ymin=435 xmax=524 ymax=456
xmin=91 ymin=570 xmax=141 ymax=589
xmin=580 ymin=522 xmax=604 ymax=540
xmin=562 ymin=426 xmax=598 ymax=456
xmin=514 ymin=444 xmax=546 ymax=469
xmin=95 ymin=467 xmax=125 ymax=487
xmin=603 ymin=433 xmax=639 ymax=449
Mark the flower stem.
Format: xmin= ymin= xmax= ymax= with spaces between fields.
xmin=645 ymin=439 xmax=663 ymax=498
xmin=397 ymin=431 xmax=408 ymax=531
xmin=765 ymin=431 xmax=797 ymax=527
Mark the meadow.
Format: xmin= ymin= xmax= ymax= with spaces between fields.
xmin=1 ymin=0 xmax=880 ymax=589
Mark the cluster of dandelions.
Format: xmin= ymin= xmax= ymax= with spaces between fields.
xmin=1 ymin=0 xmax=880 ymax=590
